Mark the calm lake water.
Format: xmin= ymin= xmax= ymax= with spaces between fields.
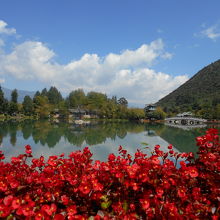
xmin=0 ymin=120 xmax=213 ymax=162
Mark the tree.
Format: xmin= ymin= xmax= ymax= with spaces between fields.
xmin=68 ymin=89 xmax=86 ymax=108
xmin=128 ymin=108 xmax=145 ymax=120
xmin=8 ymin=102 xmax=18 ymax=115
xmin=11 ymin=89 xmax=18 ymax=103
xmin=87 ymin=91 xmax=107 ymax=111
xmin=57 ymin=100 xmax=69 ymax=119
xmin=23 ymin=96 xmax=34 ymax=115
xmin=34 ymin=91 xmax=41 ymax=98
xmin=34 ymin=96 xmax=51 ymax=118
xmin=41 ymin=88 xmax=48 ymax=97
xmin=118 ymin=97 xmax=128 ymax=107
xmin=145 ymin=107 xmax=166 ymax=120
xmin=111 ymin=96 xmax=117 ymax=104
xmin=0 ymin=86 xmax=5 ymax=113
xmin=47 ymin=87 xmax=63 ymax=105
xmin=9 ymin=89 xmax=18 ymax=114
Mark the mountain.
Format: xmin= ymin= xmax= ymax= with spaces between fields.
xmin=157 ymin=59 xmax=220 ymax=112
xmin=2 ymin=87 xmax=36 ymax=103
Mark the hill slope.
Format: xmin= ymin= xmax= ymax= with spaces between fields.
xmin=157 ymin=59 xmax=220 ymax=112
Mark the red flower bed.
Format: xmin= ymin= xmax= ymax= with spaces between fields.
xmin=0 ymin=129 xmax=219 ymax=219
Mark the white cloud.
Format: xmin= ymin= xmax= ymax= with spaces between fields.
xmin=0 ymin=20 xmax=16 ymax=35
xmin=161 ymin=52 xmax=173 ymax=60
xmin=0 ymin=39 xmax=188 ymax=106
xmin=200 ymin=23 xmax=220 ymax=41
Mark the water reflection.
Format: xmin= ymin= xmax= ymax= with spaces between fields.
xmin=0 ymin=120 xmax=214 ymax=161
xmin=0 ymin=120 xmax=148 ymax=147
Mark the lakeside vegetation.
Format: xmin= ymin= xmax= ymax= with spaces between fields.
xmin=0 ymin=86 xmax=145 ymax=121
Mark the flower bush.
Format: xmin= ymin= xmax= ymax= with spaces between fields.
xmin=0 ymin=128 xmax=219 ymax=219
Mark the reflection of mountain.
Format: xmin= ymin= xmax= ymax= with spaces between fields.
xmin=0 ymin=120 xmax=146 ymax=148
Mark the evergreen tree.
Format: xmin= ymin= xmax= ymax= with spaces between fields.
xmin=23 ymin=96 xmax=34 ymax=115
xmin=34 ymin=91 xmax=41 ymax=98
xmin=11 ymin=89 xmax=18 ymax=103
xmin=41 ymin=88 xmax=48 ymax=97
xmin=47 ymin=86 xmax=63 ymax=105
xmin=9 ymin=89 xmax=18 ymax=114
xmin=0 ymin=86 xmax=5 ymax=113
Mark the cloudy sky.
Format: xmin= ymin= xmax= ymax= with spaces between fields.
xmin=0 ymin=0 xmax=220 ymax=106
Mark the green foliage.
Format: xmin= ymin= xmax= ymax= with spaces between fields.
xmin=157 ymin=59 xmax=220 ymax=118
xmin=57 ymin=101 xmax=69 ymax=119
xmin=145 ymin=107 xmax=166 ymax=120
xmin=22 ymin=96 xmax=34 ymax=115
xmin=67 ymin=89 xmax=86 ymax=108
xmin=47 ymin=87 xmax=63 ymax=105
xmin=34 ymin=96 xmax=51 ymax=118
xmin=0 ymin=86 xmax=8 ymax=114
xmin=127 ymin=108 xmax=145 ymax=120
xmin=87 ymin=91 xmax=107 ymax=110
xmin=0 ymin=85 xmax=138 ymax=120
xmin=118 ymin=97 xmax=128 ymax=107
xmin=11 ymin=89 xmax=18 ymax=103
xmin=8 ymin=102 xmax=18 ymax=115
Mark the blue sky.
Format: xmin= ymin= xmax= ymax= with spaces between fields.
xmin=0 ymin=0 xmax=220 ymax=106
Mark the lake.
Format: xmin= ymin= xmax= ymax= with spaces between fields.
xmin=0 ymin=120 xmax=212 ymax=162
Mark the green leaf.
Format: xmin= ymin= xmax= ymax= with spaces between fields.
xmin=123 ymin=200 xmax=128 ymax=211
xmin=101 ymin=200 xmax=112 ymax=209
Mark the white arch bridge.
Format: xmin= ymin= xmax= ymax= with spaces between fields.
xmin=165 ymin=117 xmax=207 ymax=126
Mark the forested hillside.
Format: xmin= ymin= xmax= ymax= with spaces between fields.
xmin=157 ymin=59 xmax=220 ymax=119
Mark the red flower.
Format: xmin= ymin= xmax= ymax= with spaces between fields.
xmin=188 ymin=167 xmax=199 ymax=178
xmin=168 ymin=144 xmax=173 ymax=149
xmin=3 ymin=195 xmax=13 ymax=206
xmin=140 ymin=199 xmax=150 ymax=210
xmin=35 ymin=211 xmax=47 ymax=220
xmin=21 ymin=205 xmax=34 ymax=216
xmin=108 ymin=153 xmax=116 ymax=161
xmin=25 ymin=145 xmax=32 ymax=154
xmin=79 ymin=184 xmax=91 ymax=194
xmin=41 ymin=203 xmax=57 ymax=216
xmin=54 ymin=213 xmax=65 ymax=220
xmin=61 ymin=195 xmax=69 ymax=205
xmin=177 ymin=187 xmax=187 ymax=200
xmin=67 ymin=205 xmax=77 ymax=216
xmin=12 ymin=198 xmax=21 ymax=209
xmin=150 ymin=155 xmax=160 ymax=164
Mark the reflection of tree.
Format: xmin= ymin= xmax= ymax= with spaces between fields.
xmin=21 ymin=120 xmax=34 ymax=140
xmin=0 ymin=121 xmax=8 ymax=145
xmin=0 ymin=120 xmax=146 ymax=148
xmin=9 ymin=121 xmax=19 ymax=146
xmin=0 ymin=120 xmax=210 ymax=154
xmin=46 ymin=130 xmax=62 ymax=148
xmin=32 ymin=121 xmax=65 ymax=148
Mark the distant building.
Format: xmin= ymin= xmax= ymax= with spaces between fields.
xmin=176 ymin=112 xmax=193 ymax=117
xmin=145 ymin=104 xmax=156 ymax=111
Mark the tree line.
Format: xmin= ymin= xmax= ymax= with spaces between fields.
xmin=0 ymin=86 xmax=145 ymax=120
